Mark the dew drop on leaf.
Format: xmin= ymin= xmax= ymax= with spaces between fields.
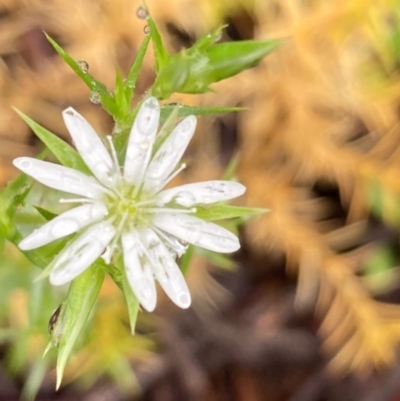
xmin=136 ymin=5 xmax=149 ymax=20
xmin=143 ymin=25 xmax=150 ymax=35
xmin=89 ymin=91 xmax=101 ymax=104
xmin=77 ymin=60 xmax=89 ymax=73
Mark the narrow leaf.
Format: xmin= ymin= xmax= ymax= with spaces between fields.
xmin=203 ymin=39 xmax=284 ymax=82
xmin=125 ymin=34 xmax=151 ymax=102
xmin=160 ymin=105 xmax=244 ymax=121
xmin=147 ymin=17 xmax=169 ymax=72
xmin=55 ymin=264 xmax=104 ymax=389
xmin=45 ymin=33 xmax=117 ymax=117
xmin=195 ymin=204 xmax=269 ymax=221
xmin=14 ymin=109 xmax=90 ymax=174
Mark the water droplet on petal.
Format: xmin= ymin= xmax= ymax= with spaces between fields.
xmin=143 ymin=25 xmax=150 ymax=35
xmin=77 ymin=60 xmax=89 ymax=73
xmin=136 ymin=5 xmax=149 ymax=20
xmin=140 ymin=141 xmax=149 ymax=150
xmin=20 ymin=159 xmax=32 ymax=170
xmin=89 ymin=91 xmax=101 ymax=104
xmin=179 ymin=293 xmax=190 ymax=307
xmin=174 ymin=191 xmax=196 ymax=207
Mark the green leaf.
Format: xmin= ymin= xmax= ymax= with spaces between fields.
xmin=147 ymin=17 xmax=169 ymax=72
xmin=125 ymin=34 xmax=151 ymax=102
xmin=54 ymin=264 xmax=104 ymax=389
xmin=121 ymin=269 xmax=140 ymax=335
xmin=45 ymin=33 xmax=117 ymax=117
xmin=34 ymin=206 xmax=58 ymax=221
xmin=151 ymin=55 xmax=191 ymax=99
xmin=14 ymin=109 xmax=90 ymax=174
xmin=21 ymin=357 xmax=48 ymax=401
xmin=194 ymin=26 xmax=225 ymax=50
xmin=195 ymin=204 xmax=269 ymax=221
xmin=222 ymin=153 xmax=240 ymax=181
xmin=160 ymin=105 xmax=244 ymax=121
xmin=2 ymin=149 xmax=48 ymax=217
xmin=152 ymin=38 xmax=283 ymax=99
xmin=198 ymin=249 xmax=235 ymax=270
xmin=203 ymin=39 xmax=284 ymax=82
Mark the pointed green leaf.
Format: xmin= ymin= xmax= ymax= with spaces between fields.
xmin=151 ymin=55 xmax=191 ymax=99
xmin=195 ymin=204 xmax=269 ymax=221
xmin=55 ymin=263 xmax=104 ymax=389
xmin=160 ymin=105 xmax=244 ymax=120
xmin=152 ymin=38 xmax=283 ymax=98
xmin=198 ymin=249 xmax=235 ymax=270
xmin=148 ymin=17 xmax=169 ymax=72
xmin=14 ymin=109 xmax=90 ymax=174
xmin=203 ymin=39 xmax=284 ymax=82
xmin=45 ymin=33 xmax=117 ymax=117
xmin=20 ymin=357 xmax=48 ymax=401
xmin=2 ymin=149 xmax=47 ymax=216
xmin=194 ymin=26 xmax=225 ymax=51
xmin=222 ymin=153 xmax=240 ymax=181
xmin=125 ymin=34 xmax=151 ymax=102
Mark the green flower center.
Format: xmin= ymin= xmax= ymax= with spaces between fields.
xmin=105 ymin=183 xmax=155 ymax=232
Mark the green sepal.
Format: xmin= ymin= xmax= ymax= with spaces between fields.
xmin=34 ymin=206 xmax=58 ymax=221
xmin=45 ymin=33 xmax=117 ymax=117
xmin=53 ymin=263 xmax=105 ymax=389
xmin=195 ymin=204 xmax=269 ymax=221
xmin=179 ymin=244 xmax=194 ymax=275
xmin=114 ymin=71 xmax=129 ymax=119
xmin=14 ymin=109 xmax=90 ymax=174
xmin=121 ymin=269 xmax=140 ymax=335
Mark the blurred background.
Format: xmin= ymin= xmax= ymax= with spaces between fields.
xmin=2 ymin=0 xmax=400 ymax=400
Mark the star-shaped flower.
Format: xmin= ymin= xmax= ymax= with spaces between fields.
xmin=13 ymin=97 xmax=245 ymax=311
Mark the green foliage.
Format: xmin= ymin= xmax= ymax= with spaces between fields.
xmin=195 ymin=204 xmax=269 ymax=221
xmin=52 ymin=264 xmax=105 ymax=389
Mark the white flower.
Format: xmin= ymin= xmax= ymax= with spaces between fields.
xmin=13 ymin=97 xmax=245 ymax=312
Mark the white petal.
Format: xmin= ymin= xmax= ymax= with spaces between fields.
xmin=124 ymin=97 xmax=160 ymax=184
xmin=144 ymin=115 xmax=196 ymax=190
xmin=122 ymin=231 xmax=157 ymax=312
xmin=49 ymin=221 xmax=116 ymax=286
xmin=156 ymin=180 xmax=246 ymax=207
xmin=153 ymin=214 xmax=240 ymax=253
xmin=140 ymin=228 xmax=191 ymax=309
xmin=62 ymin=107 xmax=115 ymax=186
xmin=19 ymin=203 xmax=108 ymax=251
xmin=13 ymin=157 xmax=104 ymax=199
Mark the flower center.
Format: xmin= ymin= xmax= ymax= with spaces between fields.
xmin=105 ymin=182 xmax=155 ymax=232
